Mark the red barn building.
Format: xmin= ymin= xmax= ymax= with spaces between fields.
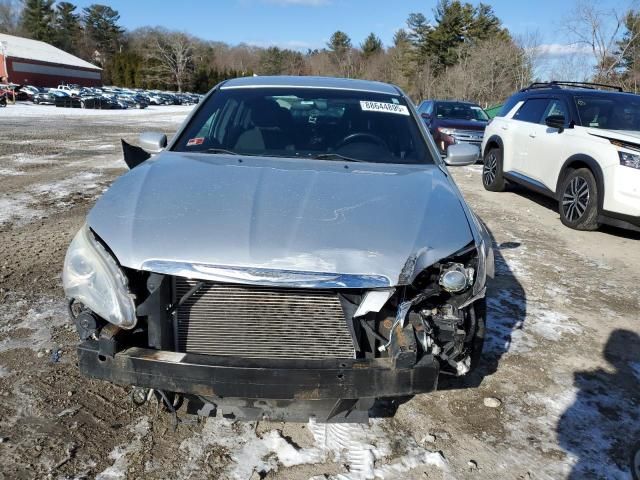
xmin=0 ymin=33 xmax=102 ymax=87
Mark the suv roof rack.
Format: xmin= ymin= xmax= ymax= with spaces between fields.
xmin=520 ymin=81 xmax=624 ymax=92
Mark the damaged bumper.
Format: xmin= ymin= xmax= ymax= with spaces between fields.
xmin=78 ymin=340 xmax=439 ymax=400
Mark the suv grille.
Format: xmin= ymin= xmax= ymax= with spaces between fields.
xmin=175 ymin=278 xmax=356 ymax=360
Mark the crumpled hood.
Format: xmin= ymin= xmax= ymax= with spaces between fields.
xmin=88 ymin=152 xmax=473 ymax=286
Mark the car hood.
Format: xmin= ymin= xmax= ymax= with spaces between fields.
xmin=585 ymin=127 xmax=640 ymax=144
xmin=88 ymin=152 xmax=473 ymax=287
xmin=433 ymin=119 xmax=487 ymax=131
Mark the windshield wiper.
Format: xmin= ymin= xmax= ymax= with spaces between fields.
xmin=311 ymin=153 xmax=363 ymax=162
xmin=202 ymin=148 xmax=239 ymax=155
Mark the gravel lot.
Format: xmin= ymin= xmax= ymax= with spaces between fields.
xmin=0 ymin=104 xmax=638 ymax=480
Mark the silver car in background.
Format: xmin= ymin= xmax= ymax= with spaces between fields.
xmin=63 ymin=76 xmax=494 ymax=422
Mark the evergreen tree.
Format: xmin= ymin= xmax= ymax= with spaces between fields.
xmin=53 ymin=2 xmax=81 ymax=54
xmin=327 ymin=30 xmax=351 ymax=57
xmin=327 ymin=30 xmax=353 ymax=76
xmin=406 ymin=12 xmax=432 ymax=66
xmin=20 ymin=0 xmax=55 ymax=42
xmin=259 ymin=46 xmax=283 ymax=75
xmin=82 ymin=4 xmax=123 ymax=62
xmin=361 ymin=32 xmax=383 ymax=58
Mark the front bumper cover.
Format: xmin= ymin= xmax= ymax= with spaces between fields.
xmin=78 ymin=340 xmax=439 ymax=400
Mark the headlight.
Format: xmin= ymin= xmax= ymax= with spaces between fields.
xmin=437 ymin=127 xmax=456 ymax=135
xmin=439 ymin=263 xmax=473 ymax=293
xmin=619 ymin=150 xmax=640 ymax=169
xmin=63 ymin=224 xmax=137 ymax=328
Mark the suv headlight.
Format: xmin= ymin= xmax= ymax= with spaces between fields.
xmin=437 ymin=127 xmax=456 ymax=135
xmin=619 ymin=150 xmax=640 ymax=169
xmin=63 ymin=224 xmax=137 ymax=328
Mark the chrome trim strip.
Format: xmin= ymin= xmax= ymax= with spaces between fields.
xmin=507 ymin=171 xmax=548 ymax=191
xmin=140 ymin=260 xmax=392 ymax=289
xmin=219 ymin=84 xmax=398 ymax=94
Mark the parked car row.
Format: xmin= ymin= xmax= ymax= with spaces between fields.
xmin=15 ymin=84 xmax=203 ymax=110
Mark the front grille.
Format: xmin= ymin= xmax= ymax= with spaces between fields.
xmin=175 ymin=278 xmax=356 ymax=360
xmin=452 ymin=130 xmax=484 ymax=144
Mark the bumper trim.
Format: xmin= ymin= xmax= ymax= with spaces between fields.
xmin=78 ymin=341 xmax=439 ymax=400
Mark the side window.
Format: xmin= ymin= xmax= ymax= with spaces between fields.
xmin=541 ymin=99 xmax=569 ymax=124
xmin=425 ymin=102 xmax=433 ymax=114
xmin=497 ymin=96 xmax=520 ymax=117
xmin=513 ymin=98 xmax=550 ymax=124
xmin=418 ymin=101 xmax=432 ymax=114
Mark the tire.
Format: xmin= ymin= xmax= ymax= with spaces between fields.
xmin=558 ymin=168 xmax=600 ymax=230
xmin=482 ymin=147 xmax=506 ymax=192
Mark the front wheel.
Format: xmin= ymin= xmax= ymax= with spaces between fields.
xmin=482 ymin=148 xmax=505 ymax=192
xmin=558 ymin=168 xmax=600 ymax=230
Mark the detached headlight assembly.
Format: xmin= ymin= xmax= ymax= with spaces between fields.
xmin=63 ymin=224 xmax=137 ymax=328
xmin=619 ymin=150 xmax=640 ymax=169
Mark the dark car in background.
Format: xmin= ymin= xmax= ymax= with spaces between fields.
xmin=418 ymin=100 xmax=489 ymax=156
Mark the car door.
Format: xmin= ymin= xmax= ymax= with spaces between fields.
xmin=526 ymin=98 xmax=572 ymax=191
xmin=509 ymin=98 xmax=551 ymax=178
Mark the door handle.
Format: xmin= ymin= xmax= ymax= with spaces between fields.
xmin=501 ymin=125 xmax=508 ymax=130
xmin=529 ymin=133 xmax=536 ymax=138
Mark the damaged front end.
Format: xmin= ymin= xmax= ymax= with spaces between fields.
xmin=63 ymin=223 xmax=492 ymax=423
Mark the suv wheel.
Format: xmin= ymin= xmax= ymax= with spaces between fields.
xmin=559 ymin=168 xmax=600 ymax=230
xmin=482 ymin=148 xmax=505 ymax=192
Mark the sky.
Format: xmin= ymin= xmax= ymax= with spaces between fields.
xmin=66 ymin=0 xmax=625 ymax=52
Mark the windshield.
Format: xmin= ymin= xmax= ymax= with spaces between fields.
xmin=173 ymin=87 xmax=433 ymax=164
xmin=575 ymin=95 xmax=640 ymax=130
xmin=435 ymin=102 xmax=488 ymax=121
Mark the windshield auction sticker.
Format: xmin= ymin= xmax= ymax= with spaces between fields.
xmin=360 ymin=101 xmax=410 ymax=116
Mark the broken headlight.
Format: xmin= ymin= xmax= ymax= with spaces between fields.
xmin=439 ymin=263 xmax=474 ymax=293
xmin=62 ymin=224 xmax=137 ymax=329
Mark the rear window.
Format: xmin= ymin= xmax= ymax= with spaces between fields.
xmin=173 ymin=87 xmax=433 ymax=165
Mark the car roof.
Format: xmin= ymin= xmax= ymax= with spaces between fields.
xmin=221 ymin=75 xmax=401 ymax=95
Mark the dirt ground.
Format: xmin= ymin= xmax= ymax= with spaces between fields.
xmin=0 ymin=104 xmax=638 ymax=480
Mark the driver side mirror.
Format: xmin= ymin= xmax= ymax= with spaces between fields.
xmin=444 ymin=143 xmax=479 ymax=166
xmin=139 ymin=131 xmax=168 ymax=153
xmin=545 ymin=114 xmax=565 ymax=132
xmin=421 ymin=112 xmax=431 ymax=121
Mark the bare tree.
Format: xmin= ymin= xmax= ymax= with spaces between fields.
xmin=565 ymin=0 xmax=640 ymax=79
xmin=145 ymin=30 xmax=195 ymax=92
xmin=0 ymin=0 xmax=21 ymax=34
xmin=514 ymin=30 xmax=543 ymax=87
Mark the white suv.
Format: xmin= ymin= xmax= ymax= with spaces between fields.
xmin=481 ymin=81 xmax=640 ymax=232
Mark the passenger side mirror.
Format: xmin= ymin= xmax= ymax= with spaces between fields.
xmin=139 ymin=131 xmax=168 ymax=153
xmin=444 ymin=143 xmax=479 ymax=167
xmin=545 ymin=114 xmax=565 ymax=132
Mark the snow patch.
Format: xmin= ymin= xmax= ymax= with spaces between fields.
xmin=0 ymin=295 xmax=69 ymax=353
xmin=0 ymin=167 xmax=25 ymax=176
xmin=176 ymin=418 xmax=447 ymax=480
xmin=0 ymin=171 xmax=105 ymax=225
xmin=0 ymin=103 xmax=193 ymax=119
xmin=96 ymin=417 xmax=150 ymax=480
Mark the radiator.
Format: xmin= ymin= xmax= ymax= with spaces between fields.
xmin=175 ymin=279 xmax=356 ymax=360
